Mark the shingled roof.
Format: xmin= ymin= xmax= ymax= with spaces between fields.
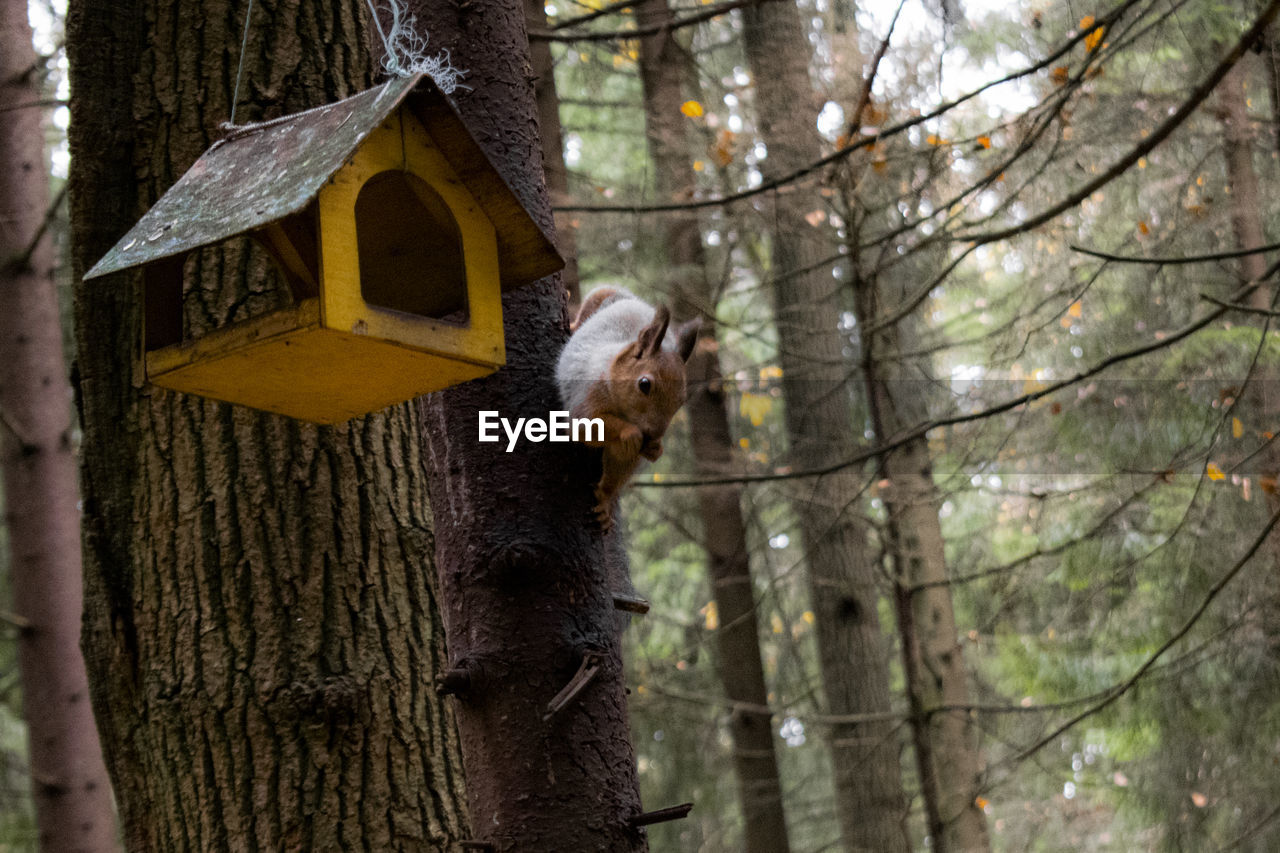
xmin=85 ymin=73 xmax=561 ymax=289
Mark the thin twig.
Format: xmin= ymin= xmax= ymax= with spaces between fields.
xmin=1073 ymin=240 xmax=1280 ymax=265
xmin=554 ymin=0 xmax=1146 ymax=214
xmin=1199 ymin=293 xmax=1280 ymax=317
xmin=637 ymin=269 xmax=1276 ymax=489
xmin=956 ymin=0 xmax=1280 ymax=243
xmin=3 ymin=185 xmax=67 ymax=274
xmin=843 ymin=0 xmax=904 ymax=137
xmin=532 ymin=0 xmax=787 ymax=41
xmin=0 ymin=98 xmax=67 ymax=114
xmin=1010 ymin=500 xmax=1280 ymax=765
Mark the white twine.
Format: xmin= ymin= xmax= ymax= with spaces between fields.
xmin=363 ymin=0 xmax=470 ymax=93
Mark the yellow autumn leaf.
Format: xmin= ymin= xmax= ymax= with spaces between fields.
xmin=1206 ymin=462 xmax=1226 ymax=481
xmin=1233 ymin=417 xmax=1244 ymax=438
xmin=1138 ymin=220 xmax=1150 ymax=235
xmin=1059 ymin=316 xmax=1073 ymax=329
xmin=771 ymin=613 xmax=785 ymax=634
xmin=1079 ymin=14 xmax=1095 ymax=28
xmin=926 ymin=134 xmax=949 ymax=146
xmin=738 ymin=437 xmax=750 ymax=449
xmin=977 ymin=135 xmax=992 ymax=149
xmin=801 ymin=610 xmax=814 ymax=625
xmin=1084 ymin=23 xmax=1106 ymax=52
xmin=760 ymin=365 xmax=784 ymax=380
xmin=1138 ymin=157 xmax=1147 ymax=169
xmin=1068 ymin=300 xmax=1083 ymax=318
xmin=703 ymin=600 xmax=719 ymax=630
xmin=692 ymin=159 xmax=706 ymax=172
xmin=680 ymin=99 xmax=704 ymax=118
xmin=975 ymin=797 xmax=990 ymax=810
xmin=739 ymin=392 xmax=773 ymax=426
xmin=1051 ymin=66 xmax=1070 ymax=86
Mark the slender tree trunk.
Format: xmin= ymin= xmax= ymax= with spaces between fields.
xmin=525 ymin=0 xmax=581 ymax=305
xmin=855 ymin=270 xmax=991 ymax=853
xmin=1215 ymin=54 xmax=1280 ymax=597
xmin=635 ymin=2 xmax=792 ymax=850
xmin=1218 ymin=59 xmax=1270 ymax=298
xmin=740 ymin=3 xmax=911 ymax=850
xmin=0 ymin=4 xmax=117 ymax=849
xmin=66 ymin=1 xmax=469 ymax=849
xmin=407 ymin=2 xmax=647 ymax=850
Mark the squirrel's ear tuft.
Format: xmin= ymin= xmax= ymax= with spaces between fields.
xmin=676 ymin=317 xmax=701 ymax=362
xmin=637 ymin=304 xmax=671 ymax=357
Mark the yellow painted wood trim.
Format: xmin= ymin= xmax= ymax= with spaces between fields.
xmin=317 ymin=108 xmax=505 ymax=368
xmin=145 ymin=299 xmax=322 ymax=377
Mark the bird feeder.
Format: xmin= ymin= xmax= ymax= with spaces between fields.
xmin=84 ymin=73 xmax=563 ymax=424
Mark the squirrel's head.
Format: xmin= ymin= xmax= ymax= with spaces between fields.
xmin=609 ymin=304 xmax=701 ymax=443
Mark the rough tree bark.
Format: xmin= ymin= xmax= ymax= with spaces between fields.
xmin=740 ymin=2 xmax=912 ymax=850
xmin=635 ymin=0 xmax=793 ymax=849
xmin=66 ymin=0 xmax=468 ymax=849
xmin=0 ymin=3 xmax=118 ymax=849
xmin=407 ymin=1 xmax=648 ymax=850
xmin=854 ymin=271 xmax=991 ymax=853
xmin=524 ymin=0 xmax=581 ymax=305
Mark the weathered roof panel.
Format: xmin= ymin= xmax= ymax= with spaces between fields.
xmin=84 ymin=75 xmax=419 ymax=280
xmin=84 ymin=74 xmax=563 ymax=290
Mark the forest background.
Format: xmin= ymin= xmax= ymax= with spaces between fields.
xmin=3 ymin=0 xmax=1280 ymax=850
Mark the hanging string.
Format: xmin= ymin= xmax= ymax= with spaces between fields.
xmin=361 ymin=0 xmax=469 ymax=93
xmin=229 ymin=0 xmax=255 ymax=126
xmin=223 ymin=0 xmax=465 ymax=136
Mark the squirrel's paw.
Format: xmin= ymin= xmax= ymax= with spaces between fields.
xmin=641 ymin=437 xmax=663 ymax=462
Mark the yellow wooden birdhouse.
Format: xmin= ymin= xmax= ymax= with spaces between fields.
xmin=84 ymin=74 xmax=563 ymax=424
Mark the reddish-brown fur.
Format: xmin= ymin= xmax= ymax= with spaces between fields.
xmin=567 ymin=292 xmax=698 ymax=527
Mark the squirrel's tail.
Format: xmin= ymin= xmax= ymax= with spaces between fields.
xmin=570 ymin=286 xmax=636 ymax=331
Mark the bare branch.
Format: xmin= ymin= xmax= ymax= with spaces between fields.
xmin=1073 ymin=240 xmax=1280 ymax=265
xmin=956 ymin=0 xmax=1280 ymax=243
xmin=555 ymin=0 xmax=1148 ymax=213
xmin=1008 ymin=500 xmax=1280 ymax=765
xmin=531 ymin=0 xmax=786 ymax=42
xmin=638 ymin=270 xmax=1276 ymax=488
xmin=2 ymin=184 xmax=67 ymax=274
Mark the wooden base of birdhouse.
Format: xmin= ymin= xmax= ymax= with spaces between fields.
xmin=145 ymin=299 xmax=500 ymax=424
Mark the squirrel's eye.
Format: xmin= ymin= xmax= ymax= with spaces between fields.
xmin=638 ymin=376 xmax=653 ymax=396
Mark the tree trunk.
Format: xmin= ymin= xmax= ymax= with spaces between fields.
xmin=524 ymin=0 xmax=581 ymax=305
xmin=1218 ymin=58 xmax=1269 ymax=299
xmin=65 ymin=1 xmax=469 ymax=849
xmin=0 ymin=4 xmax=118 ymax=849
xmin=740 ymin=3 xmax=912 ymax=851
xmin=406 ymin=1 xmax=647 ymax=850
xmin=635 ymin=1 xmax=793 ymax=850
xmin=855 ymin=272 xmax=990 ymax=853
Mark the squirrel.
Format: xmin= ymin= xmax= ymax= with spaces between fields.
xmin=556 ymin=287 xmax=701 ymax=528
